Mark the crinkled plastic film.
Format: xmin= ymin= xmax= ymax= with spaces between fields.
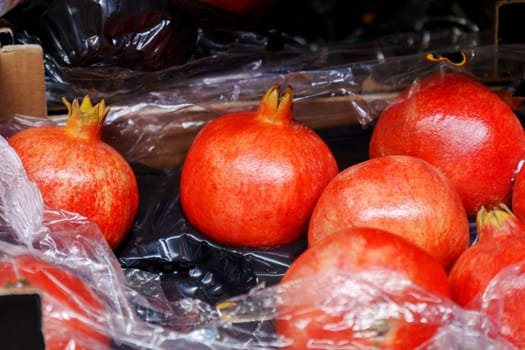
xmin=116 ymin=162 xmax=307 ymax=306
xmin=94 ymin=42 xmax=525 ymax=170
xmin=0 ymin=132 xmax=521 ymax=349
xmin=3 ymin=2 xmax=525 ymax=347
xmin=0 ymin=135 xmax=199 ymax=349
xmin=3 ymin=44 xmax=525 ymax=170
xmin=466 ymin=261 xmax=525 ymax=348
xmin=7 ymin=0 xmax=524 ymax=171
xmin=219 ymin=270 xmax=518 ymax=350
xmin=0 ymin=133 xmax=286 ymax=349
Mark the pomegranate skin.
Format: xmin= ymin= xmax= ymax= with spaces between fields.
xmin=449 ymin=205 xmax=525 ymax=307
xmin=448 ymin=205 xmax=525 ymax=347
xmin=471 ymin=263 xmax=525 ymax=349
xmin=369 ymin=73 xmax=525 ymax=217
xmin=308 ymin=155 xmax=469 ymax=271
xmin=277 ymin=227 xmax=452 ymax=350
xmin=8 ymin=98 xmax=138 ymax=249
xmin=180 ymin=85 xmax=339 ymax=248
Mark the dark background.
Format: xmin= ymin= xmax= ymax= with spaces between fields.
xmin=197 ymin=0 xmax=498 ymax=43
xmin=2 ymin=0 xmax=516 ymax=72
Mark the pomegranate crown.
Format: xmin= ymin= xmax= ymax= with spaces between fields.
xmin=257 ymin=84 xmax=293 ymax=126
xmin=63 ymin=96 xmax=110 ymax=141
xmin=476 ymin=203 xmax=525 ymax=240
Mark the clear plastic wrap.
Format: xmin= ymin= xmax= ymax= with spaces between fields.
xmin=2 ymin=2 xmax=525 ymax=347
xmin=91 ymin=42 xmax=525 ymax=170
xmin=3 ymin=44 xmax=525 ymax=171
xmin=468 ymin=261 xmax=525 ymax=348
xmin=0 ymin=113 xmax=522 ymax=348
xmin=3 ymin=0 xmax=506 ymax=170
xmin=0 ymin=100 xmax=523 ymax=350
xmin=0 ymin=132 xmax=278 ymax=349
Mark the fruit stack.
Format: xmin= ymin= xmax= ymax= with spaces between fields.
xmin=2 ymin=66 xmax=525 ymax=348
xmin=176 ymin=73 xmax=525 ymax=348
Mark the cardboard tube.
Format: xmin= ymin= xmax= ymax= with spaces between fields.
xmin=0 ymin=44 xmax=47 ymax=119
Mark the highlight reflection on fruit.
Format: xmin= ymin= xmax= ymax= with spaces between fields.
xmin=180 ymin=85 xmax=338 ymax=247
xmin=369 ymin=72 xmax=525 ymax=217
xmin=308 ymin=155 xmax=469 ymax=270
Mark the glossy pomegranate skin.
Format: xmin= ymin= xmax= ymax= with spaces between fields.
xmin=369 ymin=73 xmax=525 ymax=217
xmin=8 ymin=98 xmax=138 ymax=249
xmin=449 ymin=206 xmax=525 ymax=307
xmin=180 ymin=85 xmax=339 ymax=247
xmin=0 ymin=255 xmax=109 ymax=350
xmin=308 ymin=155 xmax=469 ymax=270
xmin=276 ymin=227 xmax=452 ymax=350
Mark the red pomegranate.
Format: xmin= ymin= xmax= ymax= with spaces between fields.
xmin=8 ymin=97 xmax=139 ymax=249
xmin=180 ymin=85 xmax=339 ymax=247
xmin=369 ymin=72 xmax=525 ymax=217
xmin=471 ymin=261 xmax=525 ymax=349
xmin=308 ymin=154 xmax=469 ymax=270
xmin=449 ymin=204 xmax=525 ymax=307
xmin=276 ymin=226 xmax=452 ymax=350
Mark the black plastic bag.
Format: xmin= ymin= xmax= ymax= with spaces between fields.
xmin=116 ymin=124 xmax=378 ymax=305
xmin=117 ymin=163 xmax=308 ymax=305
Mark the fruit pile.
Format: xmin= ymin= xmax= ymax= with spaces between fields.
xmin=179 ymin=72 xmax=525 ymax=348
xmin=3 ymin=71 xmax=525 ymax=349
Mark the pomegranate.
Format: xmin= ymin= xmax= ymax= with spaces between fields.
xmin=8 ymin=97 xmax=139 ymax=249
xmin=472 ymin=261 xmax=525 ymax=349
xmin=369 ymin=72 xmax=525 ymax=217
xmin=276 ymin=226 xmax=452 ymax=350
xmin=308 ymin=155 xmax=469 ymax=270
xmin=448 ymin=204 xmax=525 ymax=307
xmin=180 ymin=85 xmax=339 ymax=247
xmin=0 ymin=255 xmax=109 ymax=350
